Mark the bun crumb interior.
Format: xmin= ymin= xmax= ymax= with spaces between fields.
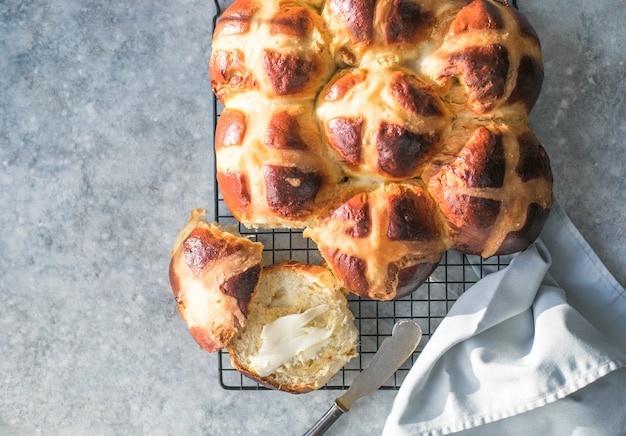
xmin=227 ymin=260 xmax=359 ymax=393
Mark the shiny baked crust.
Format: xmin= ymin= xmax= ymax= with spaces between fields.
xmin=303 ymin=181 xmax=447 ymax=300
xmin=169 ymin=209 xmax=263 ymax=352
xmin=209 ymin=0 xmax=553 ymax=300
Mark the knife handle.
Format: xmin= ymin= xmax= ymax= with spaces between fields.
xmin=302 ymin=401 xmax=346 ymax=436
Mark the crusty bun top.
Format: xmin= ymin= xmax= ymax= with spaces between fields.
xmin=169 ymin=209 xmax=263 ymax=352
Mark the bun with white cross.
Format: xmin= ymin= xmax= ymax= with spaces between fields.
xmin=209 ymin=0 xmax=552 ymax=300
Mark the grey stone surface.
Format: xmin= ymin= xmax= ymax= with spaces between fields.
xmin=1 ymin=0 xmax=624 ymax=434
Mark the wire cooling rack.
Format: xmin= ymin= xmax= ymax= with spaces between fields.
xmin=210 ymin=0 xmax=514 ymax=391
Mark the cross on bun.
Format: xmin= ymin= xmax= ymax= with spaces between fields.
xmin=209 ymin=0 xmax=553 ymax=300
xmin=303 ymin=181 xmax=447 ymax=300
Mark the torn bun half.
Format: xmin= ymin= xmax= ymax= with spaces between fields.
xmin=227 ymin=260 xmax=358 ymax=393
xmin=169 ymin=209 xmax=263 ymax=353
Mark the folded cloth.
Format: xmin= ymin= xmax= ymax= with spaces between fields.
xmin=383 ymin=200 xmax=626 ymax=435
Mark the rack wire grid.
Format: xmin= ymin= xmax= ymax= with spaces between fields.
xmin=211 ymin=0 xmax=514 ymax=391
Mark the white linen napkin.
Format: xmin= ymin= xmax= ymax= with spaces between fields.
xmin=383 ymin=200 xmax=626 ymax=435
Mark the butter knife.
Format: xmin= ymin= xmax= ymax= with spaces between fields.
xmin=302 ymin=320 xmax=422 ymax=436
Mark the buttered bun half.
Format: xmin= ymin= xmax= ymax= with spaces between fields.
xmin=169 ymin=210 xmax=358 ymax=393
xmin=227 ymin=260 xmax=358 ymax=393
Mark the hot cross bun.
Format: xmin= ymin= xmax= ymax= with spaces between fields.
xmin=209 ymin=0 xmax=552 ymax=300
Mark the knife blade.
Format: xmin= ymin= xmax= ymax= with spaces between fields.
xmin=302 ymin=319 xmax=422 ymax=436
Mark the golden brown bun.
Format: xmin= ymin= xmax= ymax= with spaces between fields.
xmin=209 ymin=0 xmax=553 ymax=300
xmin=317 ymin=66 xmax=451 ymax=181
xmin=304 ymin=181 xmax=446 ymax=300
xmin=227 ymin=260 xmax=358 ymax=393
xmin=210 ymin=0 xmax=334 ymax=103
xmin=215 ymin=98 xmax=344 ymax=229
xmin=169 ymin=209 xmax=263 ymax=352
xmin=423 ymin=119 xmax=552 ymax=257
